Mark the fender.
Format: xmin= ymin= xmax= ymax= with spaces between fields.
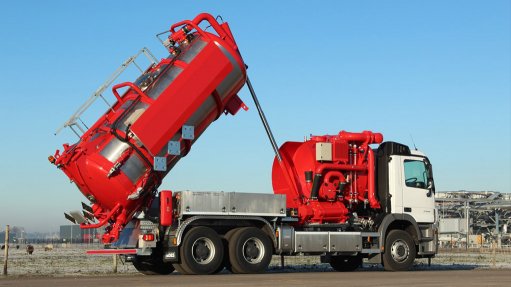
xmin=166 ymin=215 xmax=278 ymax=249
xmin=378 ymin=213 xmax=422 ymax=249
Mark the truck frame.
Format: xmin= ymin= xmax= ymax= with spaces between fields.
xmin=106 ymin=142 xmax=438 ymax=274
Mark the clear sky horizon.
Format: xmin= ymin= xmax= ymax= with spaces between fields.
xmin=0 ymin=1 xmax=509 ymax=233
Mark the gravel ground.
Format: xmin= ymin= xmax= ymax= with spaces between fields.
xmin=1 ymin=244 xmax=510 ymax=277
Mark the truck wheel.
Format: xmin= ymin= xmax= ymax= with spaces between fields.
xmin=179 ymin=226 xmax=224 ymax=275
xmin=213 ymin=228 xmax=238 ymax=274
xmin=132 ymin=255 xmax=175 ymax=275
xmin=228 ymin=227 xmax=272 ymax=274
xmin=172 ymin=263 xmax=192 ymax=275
xmin=383 ymin=229 xmax=416 ymax=271
xmin=329 ymin=255 xmax=362 ymax=272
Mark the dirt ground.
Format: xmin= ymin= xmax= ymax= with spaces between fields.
xmin=0 ymin=244 xmax=509 ymax=277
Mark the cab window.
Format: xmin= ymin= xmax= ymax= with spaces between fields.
xmin=404 ymin=160 xmax=428 ymax=189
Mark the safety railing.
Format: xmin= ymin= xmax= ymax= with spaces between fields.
xmin=55 ymin=48 xmax=158 ymax=138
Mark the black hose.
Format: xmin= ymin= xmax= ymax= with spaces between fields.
xmin=310 ymin=174 xmax=322 ymax=200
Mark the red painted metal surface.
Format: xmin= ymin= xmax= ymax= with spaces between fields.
xmin=131 ymin=41 xmax=233 ymax=155
xmin=272 ymin=131 xmax=383 ymax=225
xmin=86 ymin=249 xmax=137 ymax=255
xmin=52 ymin=13 xmax=247 ymax=243
xmin=159 ymin=190 xmax=173 ymax=227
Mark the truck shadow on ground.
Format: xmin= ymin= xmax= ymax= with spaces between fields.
xmin=263 ymin=264 xmax=480 ymax=274
xmin=168 ymin=263 xmax=481 ymax=276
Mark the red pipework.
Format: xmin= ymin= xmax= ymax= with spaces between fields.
xmin=338 ymin=130 xmax=383 ymax=145
xmin=367 ymin=148 xmax=380 ymax=209
xmin=80 ymin=203 xmax=121 ymax=229
xmin=324 ymin=171 xmax=344 ymax=184
xmin=316 ymin=163 xmax=367 ymax=174
xmin=272 ymin=130 xmax=383 ymax=225
xmin=170 ymin=13 xmax=233 ymax=44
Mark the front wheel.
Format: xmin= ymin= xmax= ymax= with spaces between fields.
xmin=382 ymin=229 xmax=416 ymax=271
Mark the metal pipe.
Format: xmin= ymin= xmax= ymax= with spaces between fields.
xmin=246 ymin=77 xmax=282 ymax=162
xmin=367 ymin=148 xmax=380 ymax=209
xmin=353 ymin=145 xmax=358 ymax=203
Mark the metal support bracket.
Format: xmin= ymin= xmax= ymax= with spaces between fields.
xmin=182 ymin=125 xmax=195 ymax=140
xmin=153 ymin=157 xmax=167 ymax=171
xmin=168 ymin=141 xmax=181 ymax=156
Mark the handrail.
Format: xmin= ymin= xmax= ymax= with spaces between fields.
xmin=111 ymin=82 xmax=154 ymax=104
xmin=55 ymin=47 xmax=158 ymax=136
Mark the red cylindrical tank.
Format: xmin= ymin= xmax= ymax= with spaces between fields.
xmin=272 ymin=131 xmax=383 ymax=225
xmin=52 ymin=13 xmax=247 ymax=243
xmin=160 ymin=190 xmax=173 ymax=227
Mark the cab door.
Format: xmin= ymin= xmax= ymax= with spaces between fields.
xmin=400 ymin=157 xmax=435 ymax=223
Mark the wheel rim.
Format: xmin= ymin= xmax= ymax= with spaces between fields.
xmin=390 ymin=239 xmax=409 ymax=263
xmin=242 ymin=237 xmax=265 ymax=264
xmin=192 ymin=237 xmax=215 ymax=265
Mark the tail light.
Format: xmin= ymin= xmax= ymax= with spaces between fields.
xmin=142 ymin=233 xmax=155 ymax=241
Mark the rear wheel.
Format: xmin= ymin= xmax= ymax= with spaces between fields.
xmin=228 ymin=227 xmax=272 ymax=274
xmin=172 ymin=263 xmax=191 ymax=275
xmin=383 ymin=229 xmax=416 ymax=271
xmin=213 ymin=228 xmax=239 ymax=274
xmin=329 ymin=255 xmax=362 ymax=272
xmin=132 ymin=246 xmax=175 ymax=275
xmin=179 ymin=227 xmax=224 ymax=275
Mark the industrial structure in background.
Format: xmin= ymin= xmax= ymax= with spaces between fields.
xmin=59 ymin=225 xmax=104 ymax=244
xmin=436 ymin=191 xmax=511 ymax=248
xmin=0 ymin=227 xmax=26 ymax=244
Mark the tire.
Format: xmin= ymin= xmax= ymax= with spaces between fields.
xmin=132 ymin=252 xmax=175 ymax=275
xmin=179 ymin=226 xmax=224 ymax=275
xmin=329 ymin=255 xmax=362 ymax=272
xmin=228 ymin=227 xmax=272 ymax=274
xmin=382 ymin=229 xmax=416 ymax=271
xmin=172 ymin=263 xmax=191 ymax=275
xmin=213 ymin=228 xmax=239 ymax=274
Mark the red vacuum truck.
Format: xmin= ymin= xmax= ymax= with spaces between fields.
xmin=50 ymin=13 xmax=438 ymax=274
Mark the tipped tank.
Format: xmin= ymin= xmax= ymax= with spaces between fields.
xmin=51 ymin=13 xmax=248 ymax=243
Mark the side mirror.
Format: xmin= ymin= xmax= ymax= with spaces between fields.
xmin=426 ymin=180 xmax=435 ymax=197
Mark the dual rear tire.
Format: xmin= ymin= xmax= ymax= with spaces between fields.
xmin=228 ymin=227 xmax=273 ymax=274
xmin=174 ymin=227 xmax=224 ymax=275
xmin=173 ymin=226 xmax=272 ymax=275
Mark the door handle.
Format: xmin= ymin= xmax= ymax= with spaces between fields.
xmin=404 ymin=207 xmax=412 ymax=212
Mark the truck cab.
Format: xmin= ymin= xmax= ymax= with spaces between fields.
xmin=375 ymin=142 xmax=437 ymax=270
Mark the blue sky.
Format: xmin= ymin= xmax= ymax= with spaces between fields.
xmin=0 ymin=1 xmax=509 ymax=232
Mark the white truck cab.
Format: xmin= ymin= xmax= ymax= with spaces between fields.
xmin=389 ymin=149 xmax=436 ymax=223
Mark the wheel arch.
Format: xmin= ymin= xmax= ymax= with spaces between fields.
xmin=378 ymin=213 xmax=422 ymax=248
xmin=170 ymin=216 xmax=277 ymax=250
